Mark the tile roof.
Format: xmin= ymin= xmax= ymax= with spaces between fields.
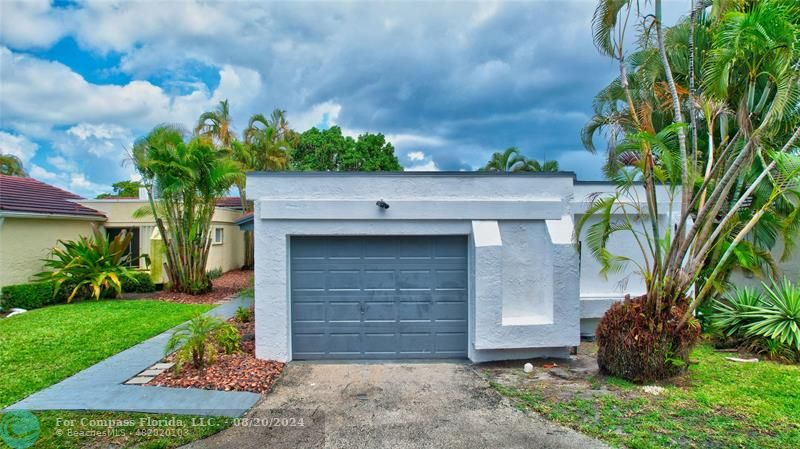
xmin=216 ymin=196 xmax=244 ymax=208
xmin=0 ymin=175 xmax=106 ymax=218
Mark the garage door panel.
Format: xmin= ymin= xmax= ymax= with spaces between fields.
xmin=290 ymin=235 xmax=468 ymax=360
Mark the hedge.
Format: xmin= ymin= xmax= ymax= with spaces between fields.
xmin=1 ymin=281 xmax=68 ymax=310
xmin=2 ymin=271 xmax=156 ymax=310
xmin=119 ymin=271 xmax=157 ymax=293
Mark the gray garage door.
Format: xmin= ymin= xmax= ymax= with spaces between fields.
xmin=290 ymin=235 xmax=468 ymax=360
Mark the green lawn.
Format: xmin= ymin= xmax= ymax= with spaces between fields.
xmin=0 ymin=410 xmax=232 ymax=449
xmin=491 ymin=344 xmax=800 ymax=448
xmin=0 ymin=300 xmax=213 ymax=408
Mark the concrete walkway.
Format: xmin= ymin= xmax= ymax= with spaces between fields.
xmin=184 ymin=362 xmax=609 ymax=449
xmin=5 ymin=296 xmax=259 ymax=417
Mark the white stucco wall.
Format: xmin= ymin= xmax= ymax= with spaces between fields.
xmin=249 ymin=173 xmax=581 ymax=363
xmin=572 ymin=182 xmax=682 ymax=336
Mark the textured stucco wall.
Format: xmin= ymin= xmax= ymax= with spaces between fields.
xmin=77 ymin=199 xmax=246 ymax=273
xmin=249 ymin=173 xmax=581 ymax=363
xmin=0 ymin=217 xmax=97 ymax=287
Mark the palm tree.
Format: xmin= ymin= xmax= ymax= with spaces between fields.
xmin=132 ymin=125 xmax=243 ymax=294
xmin=195 ymin=99 xmax=235 ymax=148
xmin=524 ymin=159 xmax=560 ymax=172
xmin=0 ymin=153 xmax=26 ymax=176
xmin=482 ymin=147 xmax=528 ymax=172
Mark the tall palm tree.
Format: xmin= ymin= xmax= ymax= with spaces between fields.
xmin=132 ymin=125 xmax=242 ymax=294
xmin=195 ymin=99 xmax=235 ymax=148
xmin=0 ymin=153 xmax=26 ymax=176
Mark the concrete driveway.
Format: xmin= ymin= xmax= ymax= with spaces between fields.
xmin=185 ymin=362 xmax=608 ymax=449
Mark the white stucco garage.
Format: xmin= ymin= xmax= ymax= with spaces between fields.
xmin=246 ymin=172 xmax=677 ymax=363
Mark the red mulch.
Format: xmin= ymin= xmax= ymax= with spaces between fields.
xmin=148 ymin=313 xmax=284 ymax=394
xmin=152 ymin=270 xmax=253 ymax=304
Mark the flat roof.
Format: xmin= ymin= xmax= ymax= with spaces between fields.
xmin=247 ymin=171 xmax=579 ymax=178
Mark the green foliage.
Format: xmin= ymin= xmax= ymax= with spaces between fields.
xmin=0 ymin=153 xmax=27 ymax=176
xmin=234 ymin=306 xmax=252 ymax=323
xmin=132 ymin=125 xmax=242 ymax=295
xmin=711 ymin=279 xmax=800 ymax=359
xmin=481 ymin=147 xmax=559 ymax=172
xmin=293 ymin=126 xmax=402 ymax=171
xmin=165 ymin=314 xmax=238 ymax=373
xmin=119 ymin=271 xmax=157 ymax=293
xmin=216 ymin=323 xmax=241 ymax=355
xmin=0 ymin=300 xmax=213 ymax=408
xmin=711 ymin=287 xmax=765 ymax=337
xmin=95 ymin=180 xmax=141 ymax=199
xmin=1 ymin=281 xmax=67 ymax=310
xmin=35 ymin=226 xmax=146 ymax=301
xmin=744 ymin=279 xmax=800 ymax=351
xmin=206 ymin=267 xmax=223 ymax=280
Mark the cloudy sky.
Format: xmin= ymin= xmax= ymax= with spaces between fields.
xmin=0 ymin=0 xmax=689 ymax=197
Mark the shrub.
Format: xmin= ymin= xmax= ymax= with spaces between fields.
xmin=216 ymin=323 xmax=241 ymax=354
xmin=207 ymin=268 xmax=223 ymax=280
xmin=165 ymin=314 xmax=238 ymax=373
xmin=234 ymin=306 xmax=252 ymax=323
xmin=711 ymin=287 xmax=764 ymax=338
xmin=36 ymin=225 xmax=147 ymax=301
xmin=596 ymin=296 xmax=701 ymax=383
xmin=711 ymin=279 xmax=800 ymax=359
xmin=2 ymin=282 xmax=61 ymax=310
xmin=119 ymin=271 xmax=157 ymax=293
xmin=745 ymin=279 xmax=800 ymax=351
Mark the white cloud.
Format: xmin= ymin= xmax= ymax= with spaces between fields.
xmin=407 ymin=151 xmax=426 ymax=162
xmin=29 ymin=164 xmax=110 ymax=198
xmin=289 ymin=101 xmax=342 ymax=132
xmin=0 ymin=131 xmax=38 ymax=164
xmin=405 ymin=160 xmax=439 ymax=171
xmin=0 ymin=0 xmax=69 ymax=49
xmin=29 ymin=164 xmax=59 ymax=181
xmin=0 ymin=47 xmax=262 ymax=132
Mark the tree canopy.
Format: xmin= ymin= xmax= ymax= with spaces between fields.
xmin=96 ymin=180 xmax=141 ymax=199
xmin=292 ymin=126 xmax=402 ymax=171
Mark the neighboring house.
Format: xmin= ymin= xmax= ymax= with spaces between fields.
xmin=0 ymin=175 xmax=106 ymax=287
xmin=241 ymin=172 xmax=797 ymax=364
xmin=76 ymin=193 xmax=246 ymax=276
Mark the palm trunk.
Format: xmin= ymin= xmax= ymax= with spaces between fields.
xmin=655 ymin=0 xmax=691 ymax=243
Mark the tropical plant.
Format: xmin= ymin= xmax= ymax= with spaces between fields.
xmin=215 ymin=323 xmax=242 ymax=354
xmin=234 ymin=306 xmax=252 ymax=323
xmin=579 ymin=0 xmax=800 ymax=380
xmin=744 ymin=279 xmax=800 ymax=351
xmin=131 ymin=125 xmax=242 ymax=294
xmin=0 ymin=153 xmax=26 ymax=176
xmin=195 ymin=99 xmax=235 ymax=148
xmin=206 ymin=267 xmax=223 ymax=280
xmin=711 ymin=287 xmax=765 ymax=338
xmin=36 ymin=225 xmax=145 ymax=301
xmin=165 ymin=314 xmax=240 ymax=373
xmin=481 ymin=147 xmax=559 ymax=172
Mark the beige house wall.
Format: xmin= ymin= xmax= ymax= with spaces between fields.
xmin=76 ymin=199 xmax=246 ymax=274
xmin=0 ymin=217 xmax=99 ymax=287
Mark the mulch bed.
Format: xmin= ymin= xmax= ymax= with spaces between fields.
xmin=148 ymin=312 xmax=284 ymax=394
xmin=151 ymin=269 xmax=253 ymax=304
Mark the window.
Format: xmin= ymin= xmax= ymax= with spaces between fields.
xmin=213 ymin=227 xmax=224 ymax=245
xmin=106 ymin=227 xmax=140 ymax=267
